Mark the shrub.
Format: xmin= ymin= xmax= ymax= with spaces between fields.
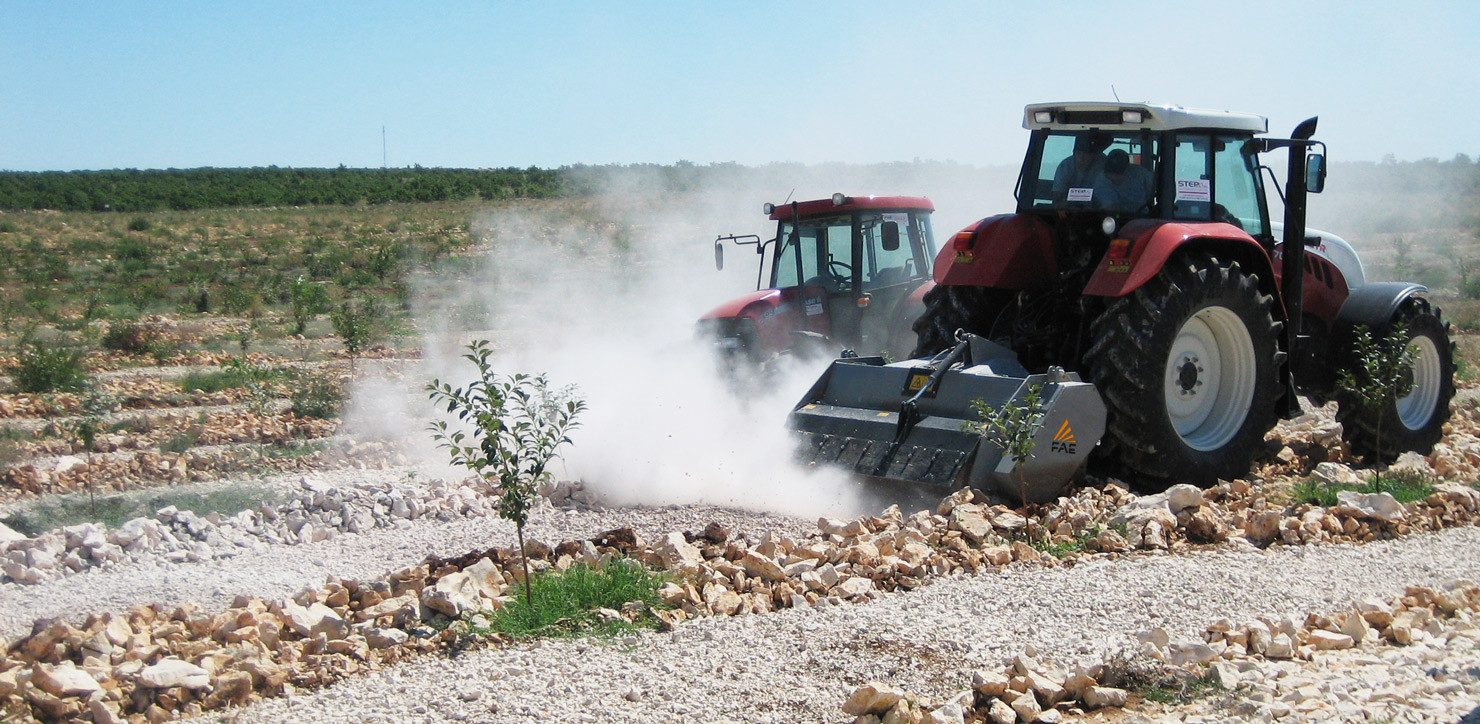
xmin=178 ymin=359 xmax=284 ymax=393
xmin=1337 ymin=322 xmax=1415 ymax=485
xmin=101 ymin=320 xmax=160 ymax=354
xmin=330 ymin=294 xmax=380 ymax=358
xmin=8 ymin=341 xmax=89 ymax=393
xmin=428 ymin=340 xmax=586 ymax=603
xmin=964 ymin=383 xmax=1046 ymax=506
xmin=289 ymin=275 xmax=330 ymax=335
xmin=113 ymin=238 xmax=154 ymax=274
xmin=126 ymin=217 xmax=151 ymax=232
xmin=220 ymin=287 xmax=259 ymax=315
xmin=290 ymin=372 xmax=344 ymax=419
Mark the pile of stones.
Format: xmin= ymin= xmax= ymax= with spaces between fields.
xmin=1 ymin=476 xmax=508 ymax=584
xmin=842 ymin=581 xmax=1480 ymax=724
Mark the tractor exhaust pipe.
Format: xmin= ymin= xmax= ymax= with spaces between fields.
xmin=1279 ymin=116 xmax=1319 ymax=340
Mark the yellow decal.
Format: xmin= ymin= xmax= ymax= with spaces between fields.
xmin=954 ymin=252 xmax=974 ymax=263
xmin=876 ymin=412 xmax=891 ymax=417
xmin=1106 ymin=261 xmax=1130 ymax=273
xmin=802 ymin=404 xmax=817 ymax=410
xmin=1051 ymin=419 xmax=1079 ymax=454
xmin=1053 ymin=420 xmax=1074 ymax=443
xmin=907 ymin=374 xmax=929 ymax=391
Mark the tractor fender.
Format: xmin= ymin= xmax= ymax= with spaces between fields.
xmin=908 ymin=279 xmax=935 ymax=306
xmin=933 ymin=214 xmax=1058 ymax=289
xmin=698 ymin=289 xmax=781 ymax=321
xmin=700 ymin=287 xmax=833 ymax=354
xmin=1333 ymin=282 xmax=1428 ymax=339
xmin=1083 ymin=221 xmax=1280 ymax=305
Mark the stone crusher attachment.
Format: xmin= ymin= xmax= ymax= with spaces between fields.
xmin=788 ymin=333 xmax=1106 ymax=503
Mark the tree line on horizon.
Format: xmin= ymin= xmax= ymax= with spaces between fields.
xmin=0 ymin=156 xmax=1473 ymax=214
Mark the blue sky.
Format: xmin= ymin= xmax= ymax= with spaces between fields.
xmin=3 ymin=1 xmax=1476 ymax=171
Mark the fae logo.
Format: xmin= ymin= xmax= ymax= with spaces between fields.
xmin=1050 ymin=420 xmax=1077 ymax=454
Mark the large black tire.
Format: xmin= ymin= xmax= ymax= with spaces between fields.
xmin=1084 ymin=251 xmax=1284 ymax=485
xmin=1335 ymin=299 xmax=1455 ymax=462
xmin=909 ymin=285 xmax=1010 ymax=358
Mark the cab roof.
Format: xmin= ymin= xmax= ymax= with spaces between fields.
xmin=1024 ymin=102 xmax=1268 ymax=134
xmin=767 ymin=195 xmax=934 ymax=221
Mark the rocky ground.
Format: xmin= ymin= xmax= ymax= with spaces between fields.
xmin=2 ymin=352 xmax=1480 ymax=723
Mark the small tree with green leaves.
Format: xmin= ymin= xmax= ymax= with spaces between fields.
xmin=427 ymin=340 xmax=586 ymax=604
xmin=289 ymin=275 xmax=330 ymax=335
xmin=963 ymin=383 xmax=1047 ymax=508
xmin=1336 ymin=322 xmax=1415 ymax=491
xmin=67 ymin=388 xmax=116 ymax=516
xmin=330 ymin=293 xmax=381 ymax=369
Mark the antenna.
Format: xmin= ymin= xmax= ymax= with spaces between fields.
xmin=1111 ymin=85 xmax=1121 ymax=102
xmin=382 ymin=126 xmax=387 ymax=168
xmin=783 ymin=188 xmax=795 ymax=204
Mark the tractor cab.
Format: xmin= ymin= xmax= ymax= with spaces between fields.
xmin=1007 ymin=103 xmax=1287 ymax=276
xmin=700 ymin=194 xmax=937 ymax=364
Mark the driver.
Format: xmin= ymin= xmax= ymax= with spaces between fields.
xmin=1099 ymin=149 xmax=1155 ymax=214
xmin=1052 ymin=134 xmax=1110 ymax=204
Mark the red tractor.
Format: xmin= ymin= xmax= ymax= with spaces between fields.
xmin=791 ymin=102 xmax=1455 ymax=499
xmin=699 ymin=194 xmax=938 ymax=365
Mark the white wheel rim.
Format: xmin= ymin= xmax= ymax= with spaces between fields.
xmin=1163 ymin=306 xmax=1256 ymax=451
xmin=1396 ymin=334 xmax=1441 ymax=430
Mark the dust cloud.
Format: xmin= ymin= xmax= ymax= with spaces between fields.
xmin=340 ymin=162 xmax=1019 ymax=519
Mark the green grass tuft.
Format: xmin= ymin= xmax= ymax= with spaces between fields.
xmin=473 ymin=559 xmax=669 ymax=639
xmin=1290 ymin=468 xmax=1436 ymax=507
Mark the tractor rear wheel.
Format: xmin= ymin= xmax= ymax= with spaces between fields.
xmin=1335 ymin=300 xmax=1454 ymax=462
xmin=1085 ymin=251 xmax=1283 ymax=485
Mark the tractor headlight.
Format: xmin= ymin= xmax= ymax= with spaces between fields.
xmin=763 ymin=203 xmax=775 ymax=215
xmin=1121 ymin=110 xmax=1144 ymax=124
xmin=832 ymin=193 xmax=847 ymax=205
xmin=1101 ymin=216 xmax=1118 ymax=236
xmin=1034 ymin=110 xmax=1053 ymax=123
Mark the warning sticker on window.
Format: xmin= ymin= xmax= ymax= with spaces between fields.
xmin=1175 ymin=179 xmax=1211 ymax=202
xmin=1066 ymin=187 xmax=1094 ymax=202
xmin=882 ymin=212 xmax=908 ymax=226
xmin=803 ymin=297 xmax=824 ymax=316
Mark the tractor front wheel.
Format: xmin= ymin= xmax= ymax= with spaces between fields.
xmin=1085 ymin=251 xmax=1283 ymax=486
xmin=1335 ymin=300 xmax=1455 ymax=462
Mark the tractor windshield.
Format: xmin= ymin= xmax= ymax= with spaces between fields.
xmin=1019 ymin=130 xmax=1159 ymax=215
xmin=772 ymin=211 xmax=934 ymax=292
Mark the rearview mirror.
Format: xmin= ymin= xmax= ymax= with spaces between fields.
xmin=714 ymin=241 xmax=724 ymax=270
xmin=882 ymin=221 xmax=900 ymax=252
xmin=1305 ymin=153 xmax=1326 ymax=194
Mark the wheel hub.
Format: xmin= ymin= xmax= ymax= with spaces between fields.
xmin=1176 ymin=356 xmax=1203 ymax=395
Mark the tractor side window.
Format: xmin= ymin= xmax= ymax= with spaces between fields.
xmin=861 ymin=212 xmax=917 ymax=290
xmin=1172 ymin=134 xmax=1212 ymax=220
xmin=910 ymin=212 xmax=934 ymax=277
xmin=1212 ymin=135 xmax=1265 ymax=235
xmin=772 ymin=224 xmax=818 ymax=289
xmin=819 ymin=217 xmax=854 ymax=291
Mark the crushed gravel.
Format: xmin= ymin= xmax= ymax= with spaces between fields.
xmin=0 ymin=468 xmax=813 ymax=640
xmin=190 ymin=525 xmax=1480 ymax=724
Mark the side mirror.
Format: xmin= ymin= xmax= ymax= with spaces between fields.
xmin=882 ymin=221 xmax=900 ymax=252
xmin=1305 ymin=153 xmax=1326 ymax=194
xmin=713 ymin=241 xmax=724 ymax=271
